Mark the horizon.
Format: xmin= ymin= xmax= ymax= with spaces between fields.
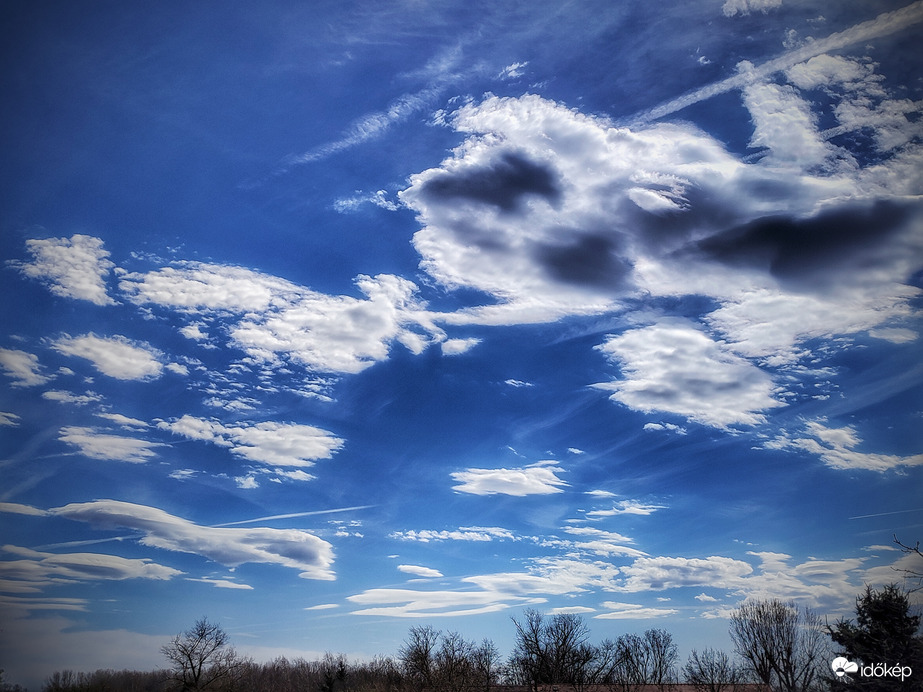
xmin=2 ymin=0 xmax=923 ymax=689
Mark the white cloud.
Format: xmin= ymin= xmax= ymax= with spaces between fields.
xmin=504 ymin=379 xmax=534 ymax=388
xmin=52 ymin=499 xmax=335 ymax=580
xmin=766 ymin=420 xmax=923 ymax=471
xmin=57 ymin=426 xmax=163 ymax=463
xmin=347 ymin=586 xmax=543 ymax=618
xmin=721 ymin=0 xmax=782 ymax=18
xmin=593 ymin=320 xmax=784 ymax=428
xmin=616 ymin=555 xmax=755 ymax=592
xmin=595 ymin=601 xmax=679 ymax=619
xmin=390 ymin=526 xmax=516 ymax=542
xmin=186 ymin=577 xmax=253 ymax=590
xmin=549 ymin=606 xmax=596 ymax=614
xmin=0 ymin=411 xmax=20 ymax=427
xmin=398 ymin=564 xmax=444 ymax=578
xmin=695 ymin=593 xmax=720 ymax=602
xmin=0 ymin=348 xmax=51 ymax=387
xmin=96 ymin=413 xmax=148 ymax=429
xmin=334 ymin=190 xmax=401 ymax=213
xmin=304 ymin=603 xmax=339 ymax=611
xmin=498 ymin=62 xmax=528 ymax=79
xmin=159 ymin=415 xmax=344 ymax=468
xmin=643 ymin=422 xmax=687 ymax=435
xmin=0 ymin=545 xmax=182 ymax=586
xmin=42 ymin=390 xmax=103 ymax=406
xmin=11 ymin=234 xmax=115 ymax=305
xmin=235 ymin=475 xmax=259 ymax=489
xmin=563 ymin=527 xmax=647 ymax=558
xmin=53 ymin=334 xmax=162 ymax=380
xmin=0 ymin=502 xmax=50 ymax=517
xmin=120 ymin=263 xmax=443 ymax=374
xmin=451 ymin=460 xmax=568 ymax=496
xmin=741 ymin=80 xmax=833 ymax=169
xmin=441 ymin=338 xmax=481 ymax=355
xmin=585 ymin=500 xmax=665 ymax=520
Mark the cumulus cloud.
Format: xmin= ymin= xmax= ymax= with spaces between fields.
xmin=592 ymin=320 xmax=784 ymax=428
xmin=57 ymin=426 xmax=164 ymax=463
xmin=42 ymin=390 xmax=103 ymax=406
xmin=390 ymin=527 xmax=517 ymax=542
xmin=158 ymin=415 xmax=344 ymax=468
xmin=0 ymin=348 xmax=51 ymax=387
xmin=398 ymin=564 xmax=444 ymax=578
xmin=451 ymin=460 xmax=568 ymax=496
xmin=11 ymin=234 xmax=115 ymax=305
xmin=721 ymin=0 xmax=782 ymax=18
xmin=53 ymin=334 xmax=162 ymax=380
xmin=766 ymin=420 xmax=923 ymax=471
xmin=51 ymin=499 xmax=335 ymax=580
xmin=120 ymin=263 xmax=443 ymax=374
xmin=441 ymin=338 xmax=481 ymax=355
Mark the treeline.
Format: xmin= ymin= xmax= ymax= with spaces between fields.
xmin=27 ymin=582 xmax=923 ymax=692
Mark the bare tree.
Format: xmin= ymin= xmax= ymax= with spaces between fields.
xmin=729 ymin=600 xmax=827 ymax=692
xmin=684 ymin=648 xmax=748 ymax=692
xmin=399 ymin=625 xmax=440 ymax=690
xmin=161 ymin=617 xmax=246 ymax=692
xmin=509 ymin=609 xmax=598 ymax=690
xmin=471 ymin=638 xmax=502 ymax=692
xmin=644 ymin=628 xmax=679 ymax=687
xmin=893 ymin=535 xmax=923 ymax=592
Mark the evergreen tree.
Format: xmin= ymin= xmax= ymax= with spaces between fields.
xmin=829 ymin=584 xmax=923 ymax=691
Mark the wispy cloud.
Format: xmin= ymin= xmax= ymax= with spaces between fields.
xmin=0 ymin=348 xmax=51 ymax=387
xmin=57 ymin=426 xmax=164 ymax=463
xmin=52 ymin=499 xmax=336 ymax=580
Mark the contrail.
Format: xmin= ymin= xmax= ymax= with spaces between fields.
xmin=630 ymin=0 xmax=923 ymax=125
xmin=849 ymin=508 xmax=923 ymax=520
xmin=213 ymin=504 xmax=377 ymax=527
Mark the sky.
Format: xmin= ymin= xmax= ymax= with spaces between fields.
xmin=1 ymin=0 xmax=923 ymax=687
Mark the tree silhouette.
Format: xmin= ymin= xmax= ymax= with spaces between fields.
xmin=161 ymin=617 xmax=246 ymax=691
xmin=828 ymin=584 xmax=923 ymax=692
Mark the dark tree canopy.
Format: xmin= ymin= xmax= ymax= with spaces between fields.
xmin=829 ymin=584 xmax=923 ymax=691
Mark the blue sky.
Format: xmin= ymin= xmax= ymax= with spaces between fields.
xmin=2 ymin=0 xmax=923 ymax=687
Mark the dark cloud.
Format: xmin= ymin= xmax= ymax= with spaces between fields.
xmin=535 ymin=234 xmax=633 ymax=289
xmin=420 ymin=151 xmax=561 ymax=212
xmin=691 ymin=199 xmax=917 ymax=289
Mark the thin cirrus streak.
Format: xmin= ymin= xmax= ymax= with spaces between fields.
xmin=211 ymin=504 xmax=378 ymax=527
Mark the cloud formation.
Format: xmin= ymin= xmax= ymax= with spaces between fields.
xmin=11 ymin=234 xmax=115 ymax=305
xmin=158 ymin=415 xmax=344 ymax=469
xmin=52 ymin=500 xmax=335 ymax=580
xmin=120 ymin=263 xmax=443 ymax=374
xmin=592 ymin=320 xmax=784 ymax=428
xmin=53 ymin=334 xmax=163 ymax=380
xmin=0 ymin=348 xmax=51 ymax=387
xmin=451 ymin=460 xmax=568 ymax=496
xmin=57 ymin=426 xmax=163 ymax=463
